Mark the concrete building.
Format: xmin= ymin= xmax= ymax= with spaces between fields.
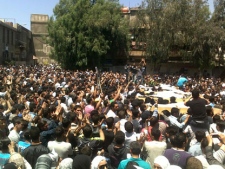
xmin=31 ymin=14 xmax=53 ymax=64
xmin=0 ymin=20 xmax=34 ymax=65
xmin=0 ymin=21 xmax=17 ymax=64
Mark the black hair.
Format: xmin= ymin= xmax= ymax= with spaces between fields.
xmin=68 ymin=112 xmax=77 ymax=122
xmin=132 ymin=109 xmax=139 ymax=118
xmin=175 ymin=133 xmax=187 ymax=148
xmin=0 ymin=137 xmax=11 ymax=152
xmin=213 ymin=115 xmax=220 ymax=123
xmin=171 ymin=107 xmax=179 ymax=116
xmin=192 ymin=89 xmax=199 ymax=99
xmin=74 ymin=105 xmax=82 ymax=110
xmin=60 ymin=97 xmax=66 ymax=103
xmin=83 ymin=125 xmax=92 ymax=138
xmin=29 ymin=102 xmax=36 ymax=112
xmin=216 ymin=120 xmax=225 ymax=132
xmin=201 ymin=137 xmax=209 ymax=150
xmin=54 ymin=126 xmax=64 ymax=139
xmin=115 ymin=131 xmax=125 ymax=145
xmin=130 ymin=141 xmax=141 ymax=155
xmin=150 ymin=116 xmax=158 ymax=127
xmin=24 ymin=129 xmax=31 ymax=141
xmin=170 ymin=135 xmax=177 ymax=147
xmin=106 ymin=117 xmax=114 ymax=129
xmin=125 ymin=121 xmax=133 ymax=133
xmin=29 ymin=127 xmax=40 ymax=141
xmin=42 ymin=108 xmax=51 ymax=118
xmin=118 ymin=110 xmax=126 ymax=119
xmin=206 ymin=106 xmax=213 ymax=116
xmin=21 ymin=119 xmax=29 ymax=131
xmin=151 ymin=127 xmax=161 ymax=141
xmin=62 ymin=118 xmax=71 ymax=128
xmin=162 ymin=110 xmax=170 ymax=117
xmin=110 ymin=102 xmax=117 ymax=109
xmin=195 ymin=131 xmax=206 ymax=142
xmin=91 ymin=114 xmax=100 ymax=125
xmin=170 ymin=96 xmax=176 ymax=103
xmin=166 ymin=126 xmax=178 ymax=136
xmin=81 ymin=146 xmax=92 ymax=156
xmin=12 ymin=116 xmax=22 ymax=125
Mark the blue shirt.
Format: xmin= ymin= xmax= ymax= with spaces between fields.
xmin=0 ymin=153 xmax=10 ymax=167
xmin=17 ymin=141 xmax=31 ymax=152
xmin=177 ymin=77 xmax=187 ymax=87
xmin=118 ymin=157 xmax=151 ymax=169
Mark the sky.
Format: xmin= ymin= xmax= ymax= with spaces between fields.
xmin=0 ymin=0 xmax=214 ymax=30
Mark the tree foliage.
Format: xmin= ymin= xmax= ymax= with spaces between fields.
xmin=48 ymin=0 xmax=129 ymax=69
xmin=135 ymin=0 xmax=225 ymax=71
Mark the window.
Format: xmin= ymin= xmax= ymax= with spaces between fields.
xmin=3 ymin=27 xmax=5 ymax=43
xmin=11 ymin=31 xmax=14 ymax=45
xmin=7 ymin=30 xmax=9 ymax=44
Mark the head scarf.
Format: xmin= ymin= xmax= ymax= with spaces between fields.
xmin=154 ymin=156 xmax=170 ymax=169
xmin=73 ymin=155 xmax=91 ymax=169
xmin=166 ymin=165 xmax=182 ymax=169
xmin=59 ymin=158 xmax=73 ymax=169
xmin=91 ymin=156 xmax=106 ymax=169
xmin=207 ymin=165 xmax=223 ymax=169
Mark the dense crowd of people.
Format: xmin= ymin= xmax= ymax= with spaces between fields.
xmin=0 ymin=64 xmax=225 ymax=169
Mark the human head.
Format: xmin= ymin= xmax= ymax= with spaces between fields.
xmin=195 ymin=131 xmax=205 ymax=143
xmin=118 ymin=110 xmax=126 ymax=119
xmin=154 ymin=155 xmax=170 ymax=169
xmin=12 ymin=116 xmax=23 ymax=132
xmin=37 ymin=120 xmax=48 ymax=131
xmin=83 ymin=124 xmax=93 ymax=138
xmin=91 ymin=114 xmax=100 ymax=125
xmin=3 ymin=163 xmax=17 ymax=169
xmin=186 ymin=157 xmax=203 ymax=169
xmin=151 ymin=128 xmax=161 ymax=141
xmin=192 ymin=89 xmax=200 ymax=99
xmin=105 ymin=117 xmax=114 ymax=129
xmin=110 ymin=102 xmax=119 ymax=111
xmin=115 ymin=131 xmax=125 ymax=145
xmin=170 ymin=96 xmax=176 ymax=103
xmin=54 ymin=126 xmax=65 ymax=140
xmin=171 ymin=107 xmax=179 ymax=117
xmin=175 ymin=132 xmax=187 ymax=149
xmin=150 ymin=116 xmax=158 ymax=127
xmin=9 ymin=153 xmax=25 ymax=169
xmin=125 ymin=121 xmax=133 ymax=133
xmin=0 ymin=137 xmax=11 ymax=152
xmin=29 ymin=126 xmax=40 ymax=142
xmin=0 ymin=116 xmax=7 ymax=129
xmin=130 ymin=141 xmax=141 ymax=155
xmin=216 ymin=120 xmax=225 ymax=132
xmin=59 ymin=158 xmax=73 ymax=169
xmin=213 ymin=115 xmax=221 ymax=123
xmin=74 ymin=105 xmax=82 ymax=115
xmin=91 ymin=156 xmax=107 ymax=169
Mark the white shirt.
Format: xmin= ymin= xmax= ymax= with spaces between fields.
xmin=125 ymin=132 xmax=140 ymax=149
xmin=8 ymin=129 xmax=20 ymax=143
xmin=107 ymin=109 xmax=117 ymax=118
xmin=48 ymin=141 xmax=73 ymax=159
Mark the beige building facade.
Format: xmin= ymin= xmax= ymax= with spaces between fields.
xmin=0 ymin=20 xmax=34 ymax=65
xmin=31 ymin=14 xmax=54 ymax=64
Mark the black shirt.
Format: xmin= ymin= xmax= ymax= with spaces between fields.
xmin=103 ymin=129 xmax=114 ymax=153
xmin=186 ymin=98 xmax=208 ymax=120
xmin=21 ymin=144 xmax=50 ymax=168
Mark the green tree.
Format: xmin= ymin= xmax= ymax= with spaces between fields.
xmin=210 ymin=0 xmax=225 ymax=67
xmin=136 ymin=0 xmax=211 ymax=71
xmin=48 ymin=0 xmax=129 ymax=69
